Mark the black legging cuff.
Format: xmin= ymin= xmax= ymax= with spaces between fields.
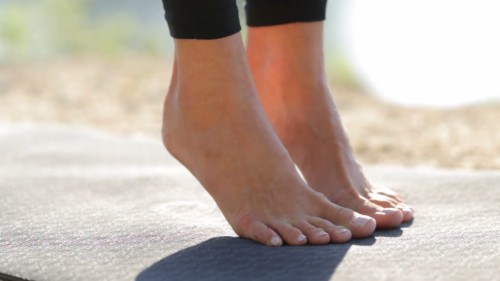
xmin=245 ymin=0 xmax=328 ymax=27
xmin=162 ymin=0 xmax=241 ymax=39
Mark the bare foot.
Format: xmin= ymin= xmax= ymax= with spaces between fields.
xmin=247 ymin=23 xmax=413 ymax=228
xmin=162 ymin=34 xmax=376 ymax=246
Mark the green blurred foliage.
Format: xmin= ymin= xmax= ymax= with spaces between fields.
xmin=0 ymin=0 xmax=163 ymax=61
xmin=0 ymin=3 xmax=32 ymax=59
xmin=0 ymin=0 xmax=358 ymax=87
xmin=327 ymin=54 xmax=359 ymax=87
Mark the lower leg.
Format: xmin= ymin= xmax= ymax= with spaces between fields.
xmin=162 ymin=33 xmax=377 ymax=246
xmin=247 ymin=22 xmax=413 ymax=227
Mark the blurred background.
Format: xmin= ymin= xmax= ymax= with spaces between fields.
xmin=0 ymin=0 xmax=499 ymax=170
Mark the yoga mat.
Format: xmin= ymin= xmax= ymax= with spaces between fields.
xmin=1 ymin=124 xmax=498 ymax=281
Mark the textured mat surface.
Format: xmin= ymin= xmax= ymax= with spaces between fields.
xmin=1 ymin=124 xmax=499 ymax=281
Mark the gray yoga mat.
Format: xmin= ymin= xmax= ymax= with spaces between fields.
xmin=0 ymin=124 xmax=499 ymax=281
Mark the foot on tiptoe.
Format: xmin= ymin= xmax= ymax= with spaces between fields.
xmin=162 ymin=35 xmax=377 ymax=246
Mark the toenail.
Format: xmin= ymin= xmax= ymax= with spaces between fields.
xmin=403 ymin=207 xmax=413 ymax=215
xmin=318 ymin=230 xmax=329 ymax=237
xmin=270 ymin=236 xmax=281 ymax=246
xmin=297 ymin=234 xmax=307 ymax=242
xmin=382 ymin=208 xmax=400 ymax=215
xmin=338 ymin=228 xmax=350 ymax=234
xmin=351 ymin=215 xmax=372 ymax=227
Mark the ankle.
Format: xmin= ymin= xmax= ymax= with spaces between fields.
xmin=162 ymin=68 xmax=258 ymax=160
xmin=247 ymin=23 xmax=327 ymax=88
xmin=256 ymin=72 xmax=330 ymax=121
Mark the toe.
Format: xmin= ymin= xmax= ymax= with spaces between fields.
xmin=354 ymin=198 xmax=403 ymax=229
xmin=368 ymin=193 xmax=400 ymax=208
xmin=271 ymin=222 xmax=307 ymax=245
xmin=322 ymin=203 xmax=376 ymax=238
xmin=375 ymin=188 xmax=405 ymax=202
xmin=347 ymin=212 xmax=377 ymax=238
xmin=370 ymin=207 xmax=404 ymax=229
xmin=294 ymin=221 xmax=331 ymax=244
xmin=398 ymin=205 xmax=414 ymax=222
xmin=244 ymin=220 xmax=283 ymax=247
xmin=331 ymin=226 xmax=353 ymax=242
xmin=235 ymin=215 xmax=282 ymax=246
xmin=308 ymin=217 xmax=352 ymax=243
xmin=367 ymin=194 xmax=412 ymax=224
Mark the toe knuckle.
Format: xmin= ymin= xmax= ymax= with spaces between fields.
xmin=233 ymin=213 xmax=254 ymax=234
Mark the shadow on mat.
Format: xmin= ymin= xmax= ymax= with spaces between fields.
xmin=136 ymin=236 xmax=375 ymax=281
xmin=373 ymin=227 xmax=404 ymax=237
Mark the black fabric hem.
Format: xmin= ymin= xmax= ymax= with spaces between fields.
xmin=167 ymin=15 xmax=241 ymax=40
xmin=163 ymin=0 xmax=241 ymax=40
xmin=245 ymin=0 xmax=327 ymax=27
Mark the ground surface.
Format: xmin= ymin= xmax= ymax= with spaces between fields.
xmin=0 ymin=124 xmax=499 ymax=281
xmin=1 ymin=57 xmax=499 ymax=169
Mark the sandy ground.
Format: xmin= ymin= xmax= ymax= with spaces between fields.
xmin=1 ymin=56 xmax=499 ymax=170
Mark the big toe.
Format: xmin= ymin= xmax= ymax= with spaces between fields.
xmin=368 ymin=197 xmax=413 ymax=223
xmin=368 ymin=193 xmax=401 ymax=209
xmin=357 ymin=197 xmax=403 ymax=229
xmin=348 ymin=213 xmax=377 ymax=237
xmin=375 ymin=188 xmax=405 ymax=203
xmin=370 ymin=207 xmax=404 ymax=229
xmin=324 ymin=204 xmax=376 ymax=238
xmin=340 ymin=197 xmax=403 ymax=229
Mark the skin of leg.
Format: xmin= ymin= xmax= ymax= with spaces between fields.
xmin=246 ymin=22 xmax=413 ymax=228
xmin=161 ymin=32 xmax=379 ymax=246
